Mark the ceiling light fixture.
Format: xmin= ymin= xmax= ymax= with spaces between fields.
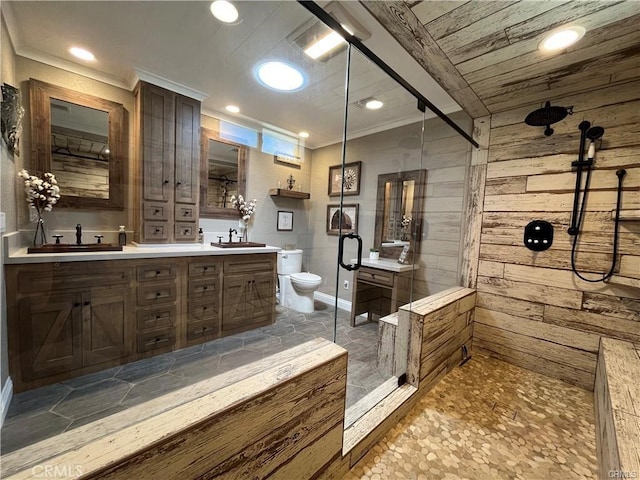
xmin=539 ymin=26 xmax=586 ymax=52
xmin=255 ymin=61 xmax=306 ymax=92
xmin=210 ymin=1 xmax=239 ymax=23
xmin=298 ymin=131 xmax=310 ymax=138
xmin=304 ymin=31 xmax=345 ymax=60
xmin=365 ymin=99 xmax=383 ymax=110
xmin=225 ymin=105 xmax=240 ymax=113
xmin=69 ymin=47 xmax=95 ymax=61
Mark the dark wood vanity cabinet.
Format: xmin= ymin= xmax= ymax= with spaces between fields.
xmin=6 ymin=253 xmax=276 ymax=392
xmin=222 ymin=255 xmax=276 ymax=335
xmin=134 ymin=81 xmax=201 ymax=244
xmin=7 ymin=262 xmax=133 ymax=390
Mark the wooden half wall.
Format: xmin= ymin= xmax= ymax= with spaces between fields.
xmin=4 ymin=339 xmax=347 ymax=480
xmin=474 ymin=80 xmax=640 ymax=390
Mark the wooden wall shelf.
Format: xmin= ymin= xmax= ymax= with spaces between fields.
xmin=269 ymin=188 xmax=310 ymax=200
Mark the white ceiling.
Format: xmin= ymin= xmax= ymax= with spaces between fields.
xmin=3 ymin=1 xmax=461 ymax=149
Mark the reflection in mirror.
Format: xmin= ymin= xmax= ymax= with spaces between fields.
xmin=200 ymin=127 xmax=247 ymax=219
xmin=50 ymin=99 xmax=110 ymax=199
xmin=206 ymin=139 xmax=239 ymax=208
xmin=29 ymin=78 xmax=125 ymax=210
xmin=375 ymin=169 xmax=426 ymax=257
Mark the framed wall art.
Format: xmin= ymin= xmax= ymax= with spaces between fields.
xmin=326 ymin=204 xmax=359 ymax=235
xmin=328 ymin=161 xmax=361 ymax=197
xmin=277 ymin=210 xmax=294 ymax=231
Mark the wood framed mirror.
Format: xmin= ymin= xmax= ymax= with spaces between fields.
xmin=29 ymin=79 xmax=126 ymax=210
xmin=200 ymin=127 xmax=247 ymax=219
xmin=374 ymin=169 xmax=427 ymax=258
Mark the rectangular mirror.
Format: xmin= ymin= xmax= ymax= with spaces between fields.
xmin=199 ymin=127 xmax=247 ymax=219
xmin=30 ymin=78 xmax=126 ymax=210
xmin=375 ymin=169 xmax=427 ymax=257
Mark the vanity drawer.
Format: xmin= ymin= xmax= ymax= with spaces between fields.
xmin=136 ymin=305 xmax=176 ymax=331
xmin=224 ymin=254 xmax=275 ymax=274
xmin=17 ymin=263 xmax=131 ymax=294
xmin=143 ymin=222 xmax=169 ymax=241
xmin=175 ymin=205 xmax=196 ymax=221
xmin=143 ymin=202 xmax=170 ymax=221
xmin=188 ymin=298 xmax=219 ymax=322
xmin=188 ymin=278 xmax=219 ymax=299
xmin=136 ymin=264 xmax=177 ymax=282
xmin=175 ymin=222 xmax=196 ymax=241
xmin=137 ymin=282 xmax=177 ymax=305
xmin=188 ymin=261 xmax=220 ymax=277
xmin=137 ymin=328 xmax=175 ymax=354
xmin=357 ymin=267 xmax=394 ymax=287
xmin=186 ymin=318 xmax=219 ymax=342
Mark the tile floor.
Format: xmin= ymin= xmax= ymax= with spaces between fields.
xmin=343 ymin=352 xmax=598 ymax=480
xmin=1 ymin=303 xmax=387 ymax=454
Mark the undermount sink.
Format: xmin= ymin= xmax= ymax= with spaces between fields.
xmin=27 ymin=243 xmax=123 ymax=254
xmin=211 ymin=241 xmax=266 ymax=248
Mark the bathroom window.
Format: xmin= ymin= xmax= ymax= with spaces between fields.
xmin=219 ymin=120 xmax=259 ymax=149
xmin=261 ymin=128 xmax=301 ymax=161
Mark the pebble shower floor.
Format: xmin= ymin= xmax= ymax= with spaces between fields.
xmin=343 ymin=352 xmax=597 ymax=480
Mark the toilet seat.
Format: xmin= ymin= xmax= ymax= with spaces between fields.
xmin=290 ymin=272 xmax=321 ymax=286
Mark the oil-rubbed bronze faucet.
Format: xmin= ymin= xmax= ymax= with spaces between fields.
xmin=228 ymin=228 xmax=237 ymax=243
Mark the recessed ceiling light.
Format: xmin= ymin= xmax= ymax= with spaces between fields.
xmin=69 ymin=47 xmax=95 ymax=61
xmin=299 ymin=131 xmax=309 ymax=138
xmin=539 ymin=26 xmax=586 ymax=52
xmin=365 ymin=99 xmax=384 ymax=110
xmin=225 ymin=105 xmax=240 ymax=113
xmin=255 ymin=61 xmax=306 ymax=92
xmin=210 ymin=1 xmax=238 ymax=23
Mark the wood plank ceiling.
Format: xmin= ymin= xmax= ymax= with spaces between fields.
xmin=361 ymin=0 xmax=640 ymax=116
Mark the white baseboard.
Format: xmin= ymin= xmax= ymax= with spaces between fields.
xmin=1 ymin=377 xmax=13 ymax=427
xmin=314 ymin=291 xmax=351 ymax=312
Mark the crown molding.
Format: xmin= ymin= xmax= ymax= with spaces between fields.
xmin=128 ymin=69 xmax=208 ymax=101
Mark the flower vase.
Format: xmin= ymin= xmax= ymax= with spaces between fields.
xmin=33 ymin=212 xmax=47 ymax=246
xmin=239 ymin=218 xmax=248 ymax=242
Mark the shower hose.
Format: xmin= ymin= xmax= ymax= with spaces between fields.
xmin=570 ymin=168 xmax=626 ymax=282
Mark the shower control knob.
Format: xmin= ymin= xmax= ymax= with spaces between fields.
xmin=524 ymin=220 xmax=553 ymax=252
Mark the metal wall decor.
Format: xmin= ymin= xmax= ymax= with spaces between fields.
xmin=1 ymin=83 xmax=25 ymax=155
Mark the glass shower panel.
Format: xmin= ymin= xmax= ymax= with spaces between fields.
xmin=335 ymin=45 xmax=427 ymax=419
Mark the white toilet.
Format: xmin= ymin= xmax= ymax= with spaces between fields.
xmin=277 ymin=249 xmax=322 ymax=313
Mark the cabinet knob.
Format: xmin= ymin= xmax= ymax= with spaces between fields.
xmin=203 ymin=266 xmax=208 ymax=271
xmin=155 ymin=337 xmax=161 ymax=343
xmin=203 ymin=306 xmax=207 ymax=310
xmin=156 ymin=314 xmax=161 ymax=319
xmin=156 ymin=292 xmax=161 ymax=297
xmin=155 ymin=228 xmax=161 ymax=233
xmin=203 ymin=286 xmax=208 ymax=290
xmin=177 ymin=181 xmax=182 ymax=186
xmin=74 ymin=302 xmax=80 ymax=307
xmin=156 ymin=270 xmax=161 ymax=275
xmin=83 ymin=301 xmax=90 ymax=306
xmin=154 ymin=209 xmax=160 ymax=214
xmin=163 ymin=180 xmax=169 ymax=185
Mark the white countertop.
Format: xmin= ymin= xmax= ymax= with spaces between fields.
xmin=352 ymin=258 xmax=420 ymax=273
xmin=5 ymin=243 xmax=281 ymax=264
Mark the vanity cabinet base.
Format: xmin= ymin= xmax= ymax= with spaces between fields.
xmin=6 ymin=253 xmax=276 ymax=393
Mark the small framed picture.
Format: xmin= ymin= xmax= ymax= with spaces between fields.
xmin=277 ymin=210 xmax=294 ymax=231
xmin=326 ymin=204 xmax=359 ymax=236
xmin=328 ymin=161 xmax=361 ymax=197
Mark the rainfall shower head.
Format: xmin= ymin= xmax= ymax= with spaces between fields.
xmin=524 ymin=101 xmax=573 ymax=136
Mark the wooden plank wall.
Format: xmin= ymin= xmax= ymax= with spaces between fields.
xmin=594 ymin=338 xmax=640 ymax=479
xmin=4 ymin=340 xmax=347 ymax=480
xmin=474 ymin=80 xmax=640 ymax=390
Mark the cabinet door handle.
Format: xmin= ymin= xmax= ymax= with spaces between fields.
xmin=83 ymin=301 xmax=90 ymax=306
xmin=203 ymin=266 xmax=208 ymax=271
xmin=155 ymin=228 xmax=161 ymax=234
xmin=154 ymin=208 xmax=160 ymax=214
xmin=177 ymin=181 xmax=182 ymax=186
xmin=156 ymin=314 xmax=161 ymax=319
xmin=203 ymin=286 xmax=208 ymax=290
xmin=163 ymin=180 xmax=169 ymax=185
xmin=74 ymin=302 xmax=80 ymax=307
xmin=156 ymin=292 xmax=161 ymax=297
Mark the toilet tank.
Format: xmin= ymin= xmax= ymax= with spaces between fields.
xmin=277 ymin=249 xmax=303 ymax=274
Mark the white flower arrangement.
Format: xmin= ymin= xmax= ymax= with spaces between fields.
xmin=230 ymin=194 xmax=257 ymax=221
xmin=18 ymin=169 xmax=61 ymax=214
xmin=401 ymin=215 xmax=412 ymax=229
